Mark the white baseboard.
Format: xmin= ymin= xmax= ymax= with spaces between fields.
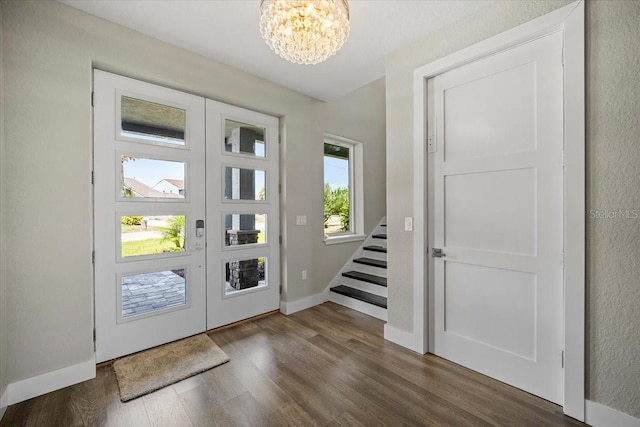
xmin=280 ymin=291 xmax=328 ymax=315
xmin=585 ymin=400 xmax=640 ymax=427
xmin=6 ymin=357 xmax=96 ymax=405
xmin=384 ymin=323 xmax=419 ymax=352
xmin=0 ymin=386 xmax=8 ymax=421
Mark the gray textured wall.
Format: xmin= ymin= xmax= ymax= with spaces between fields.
xmin=385 ymin=0 xmax=640 ymax=418
xmin=586 ymin=0 xmax=640 ymax=416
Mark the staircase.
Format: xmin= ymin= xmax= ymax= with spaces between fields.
xmin=328 ymin=219 xmax=388 ymax=321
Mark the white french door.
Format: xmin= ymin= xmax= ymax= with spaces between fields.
xmin=94 ymin=71 xmax=280 ymax=362
xmin=429 ymin=32 xmax=564 ymax=403
xmin=205 ymin=100 xmax=280 ymax=330
xmin=94 ymin=71 xmax=207 ymax=363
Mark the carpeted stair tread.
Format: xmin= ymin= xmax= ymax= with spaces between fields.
xmin=342 ymin=271 xmax=387 ymax=286
xmin=353 ymin=257 xmax=387 ymax=268
xmin=330 ymin=285 xmax=387 ymax=309
xmin=363 ymin=245 xmax=387 ymax=253
xmin=372 ymin=234 xmax=387 ymax=239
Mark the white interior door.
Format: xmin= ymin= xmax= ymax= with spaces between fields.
xmin=429 ymin=31 xmax=564 ymax=403
xmin=94 ymin=70 xmax=206 ymax=362
xmin=206 ymin=100 xmax=280 ymax=329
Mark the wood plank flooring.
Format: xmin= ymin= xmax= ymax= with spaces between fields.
xmin=1 ymin=302 xmax=585 ymax=426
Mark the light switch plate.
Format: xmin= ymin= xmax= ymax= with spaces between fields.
xmin=296 ymin=215 xmax=307 ymax=226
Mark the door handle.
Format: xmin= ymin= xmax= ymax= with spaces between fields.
xmin=196 ymin=219 xmax=205 ymax=237
xmin=432 ymin=248 xmax=446 ymax=258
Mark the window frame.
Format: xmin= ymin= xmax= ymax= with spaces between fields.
xmin=323 ymin=133 xmax=365 ymax=244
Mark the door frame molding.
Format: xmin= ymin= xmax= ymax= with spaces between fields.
xmin=411 ymin=1 xmax=585 ymax=420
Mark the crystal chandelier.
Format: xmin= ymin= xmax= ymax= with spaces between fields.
xmin=259 ymin=0 xmax=350 ymax=65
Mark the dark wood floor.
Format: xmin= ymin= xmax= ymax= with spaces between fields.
xmin=2 ymin=302 xmax=585 ymax=426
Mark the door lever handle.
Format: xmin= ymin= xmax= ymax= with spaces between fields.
xmin=432 ymin=248 xmax=446 ymax=258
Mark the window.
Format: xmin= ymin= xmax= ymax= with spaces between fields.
xmin=323 ymin=134 xmax=364 ymax=244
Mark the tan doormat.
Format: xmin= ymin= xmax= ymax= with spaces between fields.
xmin=113 ymin=334 xmax=229 ymax=402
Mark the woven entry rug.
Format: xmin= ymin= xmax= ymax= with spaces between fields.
xmin=112 ymin=334 xmax=230 ymax=402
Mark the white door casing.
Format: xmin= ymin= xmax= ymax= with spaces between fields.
xmin=93 ymin=70 xmax=207 ymax=363
xmin=430 ymin=32 xmax=564 ymax=403
xmin=205 ymin=100 xmax=280 ymax=330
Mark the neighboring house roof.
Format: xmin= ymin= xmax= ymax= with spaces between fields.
xmin=157 ymin=179 xmax=185 ymax=189
xmin=123 ymin=177 xmax=167 ymax=198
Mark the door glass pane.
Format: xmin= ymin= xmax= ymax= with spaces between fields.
xmin=224 ymin=120 xmax=266 ymax=157
xmin=121 ymin=156 xmax=185 ymax=199
xmin=122 ymin=269 xmax=186 ymax=318
xmin=224 ymin=214 xmax=266 ymax=247
xmin=225 ymin=257 xmax=267 ymax=295
xmin=224 ymin=167 xmax=266 ymax=201
xmin=121 ymin=96 xmax=186 ymax=145
xmin=121 ymin=215 xmax=186 ymax=257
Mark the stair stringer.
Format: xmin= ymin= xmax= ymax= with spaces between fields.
xmin=324 ymin=217 xmax=388 ymax=320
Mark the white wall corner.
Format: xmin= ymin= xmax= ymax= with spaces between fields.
xmin=6 ymin=357 xmax=96 ymax=405
xmin=384 ymin=323 xmax=419 ymax=352
xmin=585 ymin=400 xmax=640 ymax=427
xmin=280 ymin=290 xmax=328 ymax=315
xmin=0 ymin=386 xmax=8 ymax=421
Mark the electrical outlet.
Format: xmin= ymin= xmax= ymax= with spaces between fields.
xmin=404 ymin=216 xmax=413 ymax=231
xmin=296 ymin=215 xmax=307 ymax=225
xmin=302 ymin=270 xmax=307 ymax=280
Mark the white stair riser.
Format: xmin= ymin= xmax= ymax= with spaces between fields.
xmin=340 ymin=278 xmax=387 ymax=297
xmin=329 ymin=292 xmax=387 ymax=321
xmin=370 ymin=238 xmax=387 ymax=248
xmin=361 ymin=250 xmax=387 ymax=261
xmin=350 ymin=263 xmax=387 ymax=277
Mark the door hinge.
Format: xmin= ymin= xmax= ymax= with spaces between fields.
xmin=91 ymin=91 xmax=95 ymax=107
xmin=561 ymin=150 xmax=565 ymax=167
xmin=561 ymin=350 xmax=565 ymax=368
xmin=561 ymin=251 xmax=565 ymax=268
xmin=279 ymin=235 xmax=282 ymax=244
xmin=92 ymin=251 xmax=95 ymax=264
xmin=279 ymin=284 xmax=282 ymax=295
xmin=93 ymin=327 xmax=96 ymax=342
xmin=427 ymin=114 xmax=437 ymax=153
xmin=91 ymin=171 xmax=95 ymax=185
xmin=278 ymin=184 xmax=281 ymax=194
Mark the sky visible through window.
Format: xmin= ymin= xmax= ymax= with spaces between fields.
xmin=324 ymin=155 xmax=349 ymax=189
xmin=123 ymin=158 xmax=184 ymax=188
xmin=123 ymin=147 xmax=267 ymax=198
xmin=124 ymin=144 xmax=342 ymax=195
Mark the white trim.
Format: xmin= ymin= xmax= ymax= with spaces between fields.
xmin=324 ymin=233 xmax=366 ymax=245
xmin=561 ymin=1 xmax=586 ymax=419
xmin=585 ymin=400 xmax=640 ymax=427
xmin=6 ymin=357 xmax=96 ymax=405
xmin=0 ymin=387 xmax=8 ymax=421
xmin=384 ymin=324 xmax=417 ymax=351
xmin=280 ymin=290 xmax=328 ymax=315
xmin=323 ymin=133 xmax=364 ymax=239
xmin=411 ymin=0 xmax=585 ymax=420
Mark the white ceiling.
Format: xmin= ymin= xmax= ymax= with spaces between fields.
xmin=60 ymin=0 xmax=493 ymax=101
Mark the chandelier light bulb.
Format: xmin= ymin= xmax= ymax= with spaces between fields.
xmin=260 ymin=0 xmax=350 ymax=65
